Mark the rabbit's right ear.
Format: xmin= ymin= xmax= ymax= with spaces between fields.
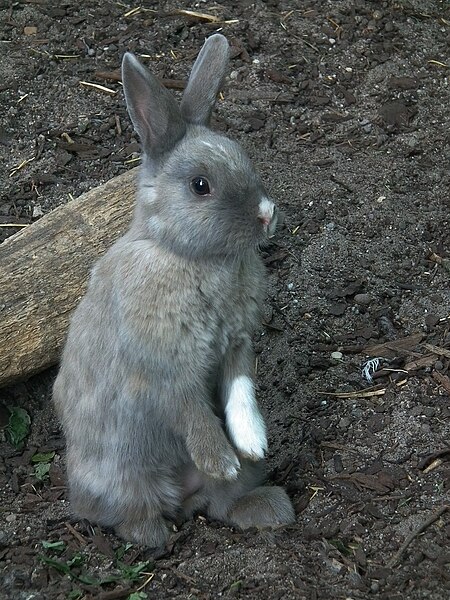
xmin=180 ymin=34 xmax=230 ymax=126
xmin=122 ymin=53 xmax=186 ymax=159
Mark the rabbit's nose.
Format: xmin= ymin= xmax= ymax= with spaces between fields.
xmin=258 ymin=197 xmax=275 ymax=229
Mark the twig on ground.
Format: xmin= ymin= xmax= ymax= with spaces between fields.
xmin=64 ymin=521 xmax=87 ymax=545
xmin=387 ymin=505 xmax=449 ymax=568
xmin=79 ymin=81 xmax=117 ymax=95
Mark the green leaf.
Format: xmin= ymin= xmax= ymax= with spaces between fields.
xmin=67 ymin=590 xmax=83 ymax=600
xmin=5 ymin=407 xmax=31 ymax=447
xmin=41 ymin=540 xmax=65 ymax=552
xmin=117 ymin=560 xmax=151 ymax=582
xmin=77 ymin=572 xmax=101 ymax=585
xmin=34 ymin=462 xmax=51 ymax=481
xmin=39 ymin=554 xmax=101 ymax=586
xmin=329 ymin=538 xmax=352 ymax=556
xmin=39 ymin=555 xmax=71 ymax=575
xmin=128 ymin=593 xmax=148 ymax=600
xmin=229 ymin=580 xmax=243 ymax=592
xmin=116 ymin=542 xmax=134 ymax=560
xmin=31 ymin=451 xmax=55 ymax=463
xmin=67 ymin=553 xmax=85 ymax=568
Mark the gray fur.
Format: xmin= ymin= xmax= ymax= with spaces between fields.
xmin=53 ymin=34 xmax=294 ymax=547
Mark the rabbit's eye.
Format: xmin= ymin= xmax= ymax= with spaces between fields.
xmin=190 ymin=177 xmax=211 ymax=196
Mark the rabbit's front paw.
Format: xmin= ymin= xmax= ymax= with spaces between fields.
xmin=189 ymin=435 xmax=240 ymax=480
xmin=225 ymin=376 xmax=268 ymax=461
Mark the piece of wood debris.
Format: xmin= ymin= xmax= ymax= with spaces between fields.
xmin=423 ymin=343 xmax=450 ymax=359
xmin=0 ymin=169 xmax=138 ymax=388
xmin=94 ymin=69 xmax=186 ymax=90
xmin=365 ymin=333 xmax=424 ymax=359
xmin=404 ymin=354 xmax=436 ymax=371
xmin=317 ymin=387 xmax=387 ymax=399
xmin=64 ymin=521 xmax=87 ymax=545
xmin=418 ymin=448 xmax=450 ymax=471
xmin=431 ymin=371 xmax=450 ymax=394
xmin=423 ymin=458 xmax=444 ymax=474
xmin=330 ymin=472 xmax=394 ymax=494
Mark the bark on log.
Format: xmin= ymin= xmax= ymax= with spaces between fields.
xmin=0 ymin=168 xmax=138 ymax=388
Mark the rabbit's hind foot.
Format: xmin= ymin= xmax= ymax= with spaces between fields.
xmin=227 ymin=485 xmax=295 ymax=530
xmin=115 ymin=512 xmax=171 ymax=548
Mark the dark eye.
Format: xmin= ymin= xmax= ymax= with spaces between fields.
xmin=190 ymin=176 xmax=211 ymax=196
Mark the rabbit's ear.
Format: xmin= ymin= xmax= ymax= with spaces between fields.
xmin=180 ymin=34 xmax=230 ymax=126
xmin=122 ymin=53 xmax=186 ymax=159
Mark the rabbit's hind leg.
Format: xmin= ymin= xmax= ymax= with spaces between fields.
xmin=204 ymin=460 xmax=295 ymax=530
xmin=69 ymin=460 xmax=180 ymax=547
xmin=115 ymin=509 xmax=171 ymax=548
xmin=114 ymin=472 xmax=183 ymax=547
xmin=225 ymin=485 xmax=295 ymax=529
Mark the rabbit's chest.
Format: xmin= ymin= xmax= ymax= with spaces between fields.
xmin=198 ymin=259 xmax=265 ymax=355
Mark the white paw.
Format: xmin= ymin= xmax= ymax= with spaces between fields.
xmin=225 ymin=376 xmax=268 ymax=460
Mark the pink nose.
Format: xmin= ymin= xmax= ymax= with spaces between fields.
xmin=258 ymin=215 xmax=271 ymax=227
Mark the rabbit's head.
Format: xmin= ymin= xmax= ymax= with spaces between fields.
xmin=122 ymin=35 xmax=277 ymax=260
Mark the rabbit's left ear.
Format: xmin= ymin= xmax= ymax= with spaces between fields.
xmin=180 ymin=34 xmax=230 ymax=126
xmin=122 ymin=52 xmax=186 ymax=159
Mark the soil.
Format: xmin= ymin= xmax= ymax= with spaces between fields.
xmin=1 ymin=0 xmax=449 ymax=599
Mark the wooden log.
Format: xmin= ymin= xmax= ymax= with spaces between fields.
xmin=0 ymin=168 xmax=138 ymax=388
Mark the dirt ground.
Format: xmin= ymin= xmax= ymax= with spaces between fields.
xmin=1 ymin=0 xmax=449 ymax=598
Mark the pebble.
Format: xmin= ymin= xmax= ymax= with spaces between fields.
xmin=6 ymin=514 xmax=16 ymax=522
xmin=434 ymin=360 xmax=443 ymax=371
xmin=338 ymin=417 xmax=350 ymax=429
xmin=32 ymin=204 xmax=43 ymax=219
xmin=248 ymin=117 xmax=264 ymax=131
xmin=354 ymin=293 xmax=371 ymax=306
xmin=331 ymin=351 xmax=343 ymax=360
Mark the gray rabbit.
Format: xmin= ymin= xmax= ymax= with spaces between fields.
xmin=53 ymin=34 xmax=295 ymax=547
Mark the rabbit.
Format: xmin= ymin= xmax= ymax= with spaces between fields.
xmin=53 ymin=33 xmax=295 ymax=548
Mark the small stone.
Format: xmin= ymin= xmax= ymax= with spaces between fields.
xmin=338 ymin=417 xmax=350 ymax=429
xmin=329 ymin=302 xmax=347 ymax=316
xmin=331 ymin=351 xmax=343 ymax=360
xmin=6 ymin=514 xmax=16 ymax=522
xmin=32 ymin=204 xmax=44 ymax=219
xmin=24 ymin=26 xmax=37 ymax=36
xmin=434 ymin=360 xmax=444 ymax=371
xmin=425 ymin=314 xmax=440 ymax=328
xmin=354 ymin=293 xmax=371 ymax=306
xmin=248 ymin=117 xmax=265 ymax=131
